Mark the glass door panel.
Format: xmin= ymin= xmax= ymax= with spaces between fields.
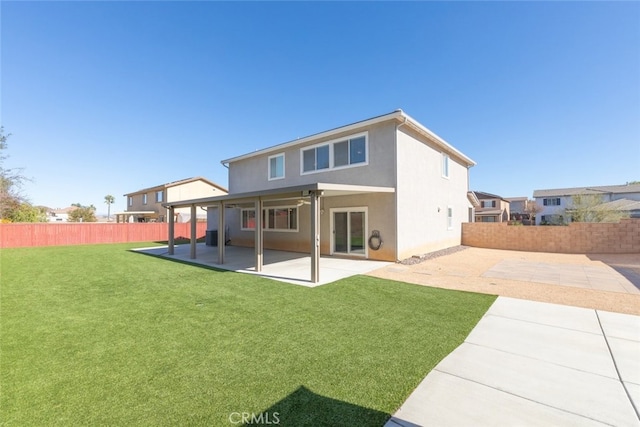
xmin=349 ymin=212 xmax=365 ymax=254
xmin=334 ymin=212 xmax=348 ymax=253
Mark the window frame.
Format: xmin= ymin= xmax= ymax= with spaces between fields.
xmin=447 ymin=206 xmax=453 ymax=230
xmin=268 ymin=153 xmax=285 ymax=181
xmin=240 ymin=206 xmax=299 ymax=232
xmin=142 ymin=194 xmax=148 ymax=205
xmin=128 ymin=196 xmax=133 ymax=207
xmin=442 ymin=153 xmax=450 ymax=178
xmin=300 ymin=132 xmax=368 ymax=175
xmin=543 ymin=198 xmax=561 ymax=206
xmin=155 ymin=190 xmax=164 ymax=203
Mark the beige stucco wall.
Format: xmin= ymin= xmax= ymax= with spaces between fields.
xmin=227 ymin=122 xmax=397 ymax=193
xmin=395 ymin=127 xmax=471 ymax=259
xmin=221 ymin=193 xmax=397 ymax=262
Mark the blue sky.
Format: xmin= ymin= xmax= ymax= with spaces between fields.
xmin=2 ymin=1 xmax=639 ymax=214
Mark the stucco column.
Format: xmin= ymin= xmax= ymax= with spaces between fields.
xmin=168 ymin=206 xmax=175 ymax=255
xmin=190 ymin=204 xmax=197 ymax=259
xmin=310 ymin=191 xmax=321 ymax=283
xmin=255 ymin=197 xmax=263 ymax=272
xmin=217 ymin=202 xmax=225 ymax=264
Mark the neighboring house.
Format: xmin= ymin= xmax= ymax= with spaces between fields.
xmin=505 ymin=197 xmax=527 ymax=219
xmin=117 ymin=177 xmax=227 ymax=223
xmin=533 ymin=183 xmax=640 ymax=225
xmin=47 ymin=206 xmax=77 ymax=222
xmin=472 ymin=191 xmax=510 ymax=223
xmin=166 ymin=110 xmax=476 ymax=276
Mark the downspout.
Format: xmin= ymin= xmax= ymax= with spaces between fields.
xmin=394 ymin=115 xmax=408 ymax=261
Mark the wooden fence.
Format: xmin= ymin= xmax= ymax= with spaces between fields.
xmin=0 ymin=223 xmax=208 ymax=248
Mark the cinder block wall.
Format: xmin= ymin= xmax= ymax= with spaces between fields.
xmin=462 ymin=218 xmax=640 ymax=254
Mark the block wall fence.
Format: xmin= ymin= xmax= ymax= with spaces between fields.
xmin=462 ymin=218 xmax=640 ymax=254
xmin=0 ymin=223 xmax=208 ymax=248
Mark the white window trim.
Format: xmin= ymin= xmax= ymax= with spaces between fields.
xmin=128 ymin=196 xmax=133 ymax=207
xmin=240 ymin=206 xmax=299 ymax=232
xmin=329 ymin=206 xmax=368 ymax=258
xmin=142 ymin=194 xmax=148 ymax=205
xmin=300 ymin=131 xmax=369 ymax=175
xmin=268 ymin=153 xmax=285 ymax=181
xmin=442 ymin=153 xmax=450 ymax=179
xmin=447 ymin=206 xmax=453 ymax=230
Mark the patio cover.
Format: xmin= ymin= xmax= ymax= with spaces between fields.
xmin=163 ymin=182 xmax=395 ymax=283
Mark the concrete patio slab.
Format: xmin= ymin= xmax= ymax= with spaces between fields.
xmin=597 ymin=310 xmax=640 ymax=341
xmin=385 ymin=297 xmax=640 ymax=427
xmin=483 ymin=259 xmax=640 ymax=294
xmin=133 ymin=243 xmax=390 ymax=287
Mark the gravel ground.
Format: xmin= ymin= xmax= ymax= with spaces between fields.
xmin=400 ymin=245 xmax=469 ymax=265
xmin=369 ymin=247 xmax=640 ymax=315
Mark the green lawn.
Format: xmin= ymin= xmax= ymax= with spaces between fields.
xmin=1 ymin=243 xmax=495 ymax=426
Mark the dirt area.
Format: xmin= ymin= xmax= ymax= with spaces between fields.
xmin=368 ymin=247 xmax=640 ymax=316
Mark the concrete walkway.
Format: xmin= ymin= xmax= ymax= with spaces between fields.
xmin=386 ymin=297 xmax=640 ymax=427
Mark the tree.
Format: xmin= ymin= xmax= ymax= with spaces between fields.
xmin=68 ymin=203 xmax=97 ymax=222
xmin=523 ymin=199 xmax=544 ymax=223
xmin=104 ymin=194 xmax=115 ymax=221
xmin=566 ymin=193 xmax=629 ymax=223
xmin=0 ymin=127 xmax=39 ymax=222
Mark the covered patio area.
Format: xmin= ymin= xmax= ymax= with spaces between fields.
xmin=163 ymin=182 xmax=395 ymax=284
xmin=133 ymin=243 xmax=390 ymax=287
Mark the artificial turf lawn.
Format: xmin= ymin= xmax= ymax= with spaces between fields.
xmin=1 ymin=243 xmax=495 ymax=426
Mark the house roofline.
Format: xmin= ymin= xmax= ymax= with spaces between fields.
xmin=220 ymin=110 xmax=476 ymax=167
xmin=123 ymin=176 xmax=228 ymax=197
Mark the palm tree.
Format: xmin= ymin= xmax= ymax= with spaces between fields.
xmin=104 ymin=195 xmax=115 ymax=221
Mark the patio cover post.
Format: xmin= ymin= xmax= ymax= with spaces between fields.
xmin=190 ymin=204 xmax=197 ymax=259
xmin=255 ymin=197 xmax=263 ymax=272
xmin=310 ymin=190 xmax=321 ymax=283
xmin=217 ymin=202 xmax=225 ymax=264
xmin=168 ymin=206 xmax=175 ymax=255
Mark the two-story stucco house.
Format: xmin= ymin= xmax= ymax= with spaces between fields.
xmin=471 ymin=191 xmax=510 ymax=223
xmin=164 ymin=110 xmax=475 ymax=281
xmin=117 ymin=177 xmax=227 ymax=223
xmin=533 ymin=183 xmax=640 ymax=225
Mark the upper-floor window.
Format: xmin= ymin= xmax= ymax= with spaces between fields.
xmin=447 ymin=206 xmax=453 ymax=229
xmin=269 ymin=153 xmax=285 ymax=180
xmin=442 ymin=153 xmax=450 ymax=178
xmin=543 ymin=198 xmax=561 ymax=206
xmin=128 ymin=196 xmax=133 ymax=207
xmin=142 ymin=194 xmax=147 ymax=205
xmin=156 ymin=191 xmax=164 ymax=203
xmin=301 ymin=133 xmax=368 ymax=174
xmin=482 ymin=200 xmax=496 ymax=208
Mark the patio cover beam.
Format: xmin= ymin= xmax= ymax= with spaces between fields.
xmin=168 ymin=206 xmax=175 ymax=255
xmin=255 ymin=197 xmax=263 ymax=272
xmin=190 ymin=204 xmax=197 ymax=259
xmin=310 ymin=190 xmax=322 ymax=283
xmin=217 ymin=202 xmax=225 ymax=264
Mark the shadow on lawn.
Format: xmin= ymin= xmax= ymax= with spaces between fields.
xmin=245 ymin=386 xmax=396 ymax=427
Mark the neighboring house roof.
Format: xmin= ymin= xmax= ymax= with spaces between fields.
xmin=221 ymin=109 xmax=476 ymax=168
xmin=49 ymin=206 xmax=77 ymax=214
xmin=533 ymin=184 xmax=640 ymax=198
xmin=505 ymin=197 xmax=528 ymax=202
xmin=124 ymin=176 xmax=228 ymax=197
xmin=472 ymin=191 xmax=508 ymax=202
xmin=593 ymin=198 xmax=640 ymax=212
